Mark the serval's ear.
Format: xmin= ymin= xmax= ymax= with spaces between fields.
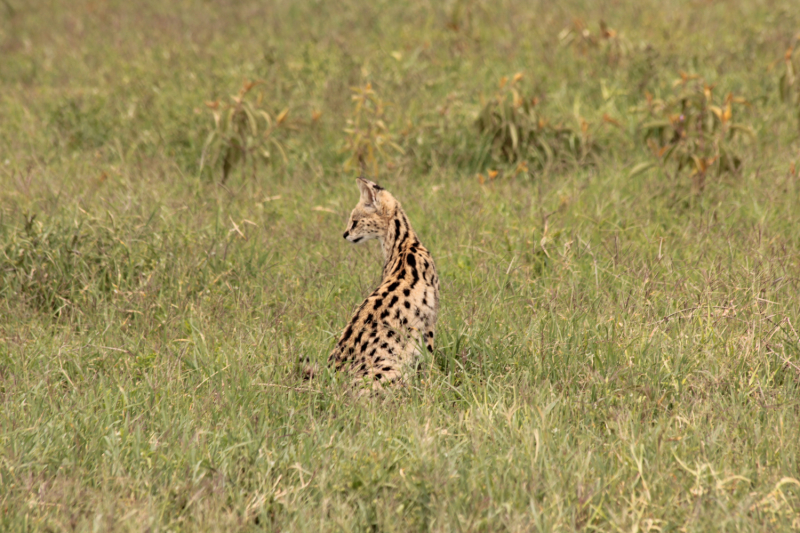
xmin=357 ymin=177 xmax=380 ymax=209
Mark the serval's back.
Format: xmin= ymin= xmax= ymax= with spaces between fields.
xmin=328 ymin=177 xmax=439 ymax=386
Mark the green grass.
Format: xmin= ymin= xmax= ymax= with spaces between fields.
xmin=2 ymin=0 xmax=800 ymax=531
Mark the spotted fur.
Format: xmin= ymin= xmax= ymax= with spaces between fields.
xmin=328 ymin=177 xmax=440 ymax=386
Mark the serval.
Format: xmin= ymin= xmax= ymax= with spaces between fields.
xmin=328 ymin=177 xmax=440 ymax=388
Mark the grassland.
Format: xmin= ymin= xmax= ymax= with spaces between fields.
xmin=2 ymin=0 xmax=800 ymax=531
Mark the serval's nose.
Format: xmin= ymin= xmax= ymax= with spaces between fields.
xmin=343 ymin=231 xmax=350 ymax=239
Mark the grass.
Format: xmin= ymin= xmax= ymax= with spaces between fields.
xmin=1 ymin=0 xmax=800 ymax=530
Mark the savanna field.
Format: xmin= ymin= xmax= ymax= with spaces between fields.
xmin=2 ymin=0 xmax=800 ymax=530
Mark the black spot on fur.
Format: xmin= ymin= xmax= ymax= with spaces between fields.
xmin=380 ymin=310 xmax=390 ymax=319
xmin=403 ymin=288 xmax=410 ymax=296
xmin=373 ymin=299 xmax=383 ymax=310
xmin=375 ymin=373 xmax=383 ymax=380
xmin=380 ymin=343 xmax=389 ymax=349
xmin=382 ymin=366 xmax=392 ymax=372
xmin=427 ymin=331 xmax=434 ymax=338
xmin=387 ymin=281 xmax=400 ymax=292
xmin=404 ymin=301 xmax=411 ymax=309
xmin=407 ymin=254 xmax=416 ymax=267
xmin=341 ymin=326 xmax=353 ymax=343
xmin=388 ymin=295 xmax=399 ymax=308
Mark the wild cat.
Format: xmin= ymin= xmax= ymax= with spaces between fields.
xmin=326 ymin=177 xmax=440 ymax=388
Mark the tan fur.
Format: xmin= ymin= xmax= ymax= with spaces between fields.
xmin=328 ymin=178 xmax=440 ymax=387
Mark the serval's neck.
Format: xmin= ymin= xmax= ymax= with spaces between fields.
xmin=380 ymin=205 xmax=418 ymax=277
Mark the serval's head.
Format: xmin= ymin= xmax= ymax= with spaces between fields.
xmin=343 ymin=177 xmax=395 ymax=244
